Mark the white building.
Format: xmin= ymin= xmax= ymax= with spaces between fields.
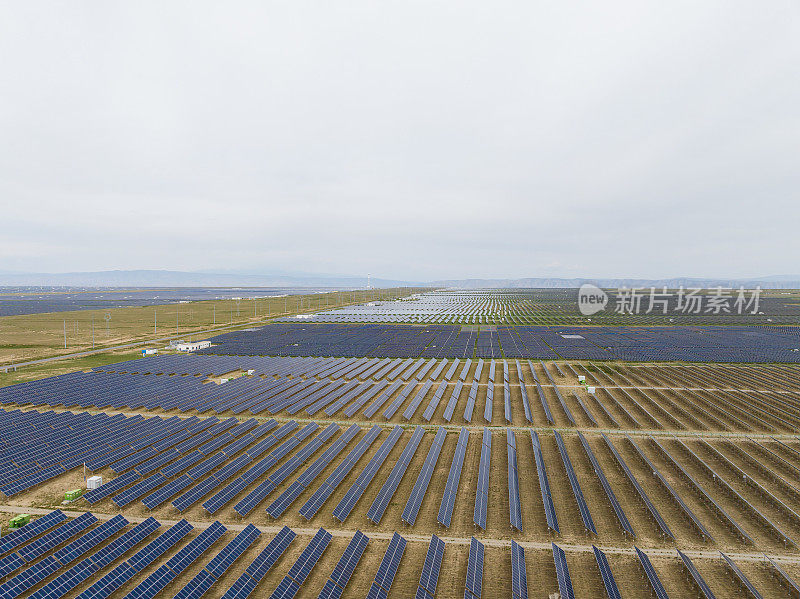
xmin=174 ymin=340 xmax=212 ymax=352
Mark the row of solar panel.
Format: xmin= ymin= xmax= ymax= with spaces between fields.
xmin=3 ymin=508 xmax=796 ymax=598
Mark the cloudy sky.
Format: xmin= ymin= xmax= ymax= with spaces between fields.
xmin=1 ymin=1 xmax=798 ymax=281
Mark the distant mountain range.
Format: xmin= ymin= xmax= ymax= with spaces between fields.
xmin=430 ymin=277 xmax=800 ymax=289
xmin=1 ymin=270 xmax=798 ymax=289
xmin=0 ymin=270 xmax=416 ymax=288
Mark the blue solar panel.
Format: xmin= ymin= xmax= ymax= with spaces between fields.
xmin=318 ymin=530 xmax=369 ymax=598
xmin=333 ymin=426 xmax=403 ymax=522
xmin=371 ymin=532 xmax=406 ymax=596
xmin=367 ymin=426 xmax=425 ymax=524
xmin=530 ymin=431 xmax=558 ymax=533
xmin=511 ymin=541 xmax=528 ymax=599
xmin=438 ymin=427 xmax=469 ymax=527
xmin=552 ymin=543 xmax=575 ymax=599
xmin=417 ymin=535 xmax=445 ymax=597
xmin=442 ymin=380 xmax=463 ymax=422
xmin=0 ymin=510 xmax=67 ymax=555
xmin=464 ymin=537 xmax=484 ymax=598
xmin=300 ymin=425 xmax=381 ymax=520
xmin=403 ymin=427 xmax=447 ymax=525
xmin=602 ymin=434 xmax=673 ymax=539
xmin=577 ymin=432 xmax=634 ymax=537
xmin=269 ymin=528 xmax=332 ymax=598
xmin=220 ymin=526 xmax=296 ymax=599
xmin=633 ymin=546 xmax=669 ymax=599
xmin=18 ymin=512 xmax=97 ymax=562
xmin=473 ymin=427 xmax=491 ymax=529
xmin=554 ymin=431 xmax=595 ymax=534
xmin=677 ymin=549 xmax=717 ymax=599
xmin=507 ymin=428 xmax=523 ymax=532
xmin=592 ymin=545 xmax=622 ymax=599
xmin=91 ymin=517 xmax=161 ymax=569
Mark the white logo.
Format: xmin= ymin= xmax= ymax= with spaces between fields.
xmin=578 ymin=284 xmax=608 ymax=315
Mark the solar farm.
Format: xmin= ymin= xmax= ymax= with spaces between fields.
xmin=2 ymin=290 xmax=800 ymax=598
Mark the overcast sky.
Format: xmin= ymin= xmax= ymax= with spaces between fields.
xmin=1 ymin=1 xmax=798 ymax=281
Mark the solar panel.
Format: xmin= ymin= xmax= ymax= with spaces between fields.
xmin=206 ymin=524 xmax=262 ymax=578
xmin=577 ymin=432 xmax=634 ymax=537
xmin=402 ymin=427 xmax=447 ymax=525
xmin=720 ymin=552 xmax=763 ymax=599
xmin=18 ymin=511 xmax=98 ymax=562
xmin=552 ymin=543 xmax=575 ymax=599
xmin=91 ymin=517 xmax=161 ymax=569
xmin=300 ymin=425 xmax=382 ymax=520
xmin=765 ymin=554 xmax=800 ymax=596
xmin=677 ymin=549 xmax=717 ymax=599
xmin=511 ymin=541 xmax=528 ymax=599
xmin=333 ymin=426 xmax=404 ymax=522
xmin=438 ymin=427 xmax=469 ymax=527
xmin=417 ymin=535 xmax=445 ymax=597
xmin=516 ymin=361 xmax=532 ymax=423
xmin=592 ymin=545 xmax=622 ymax=599
xmin=633 ymin=546 xmax=669 ymax=599
xmin=602 ymin=434 xmax=672 ymax=539
xmin=318 ymin=530 xmax=369 ymax=598
xmin=473 ymin=427 xmax=491 ymax=529
xmin=290 ymin=528 xmax=333 ymax=584
xmin=507 ymin=428 xmax=523 ymax=531
xmin=367 ymin=426 xmax=425 ymax=524
xmin=422 ymin=380 xmax=448 ymax=421
xmin=221 ymin=526 xmax=296 ymax=599
xmin=464 ymin=537 xmax=484 ymax=598
xmin=77 ymin=520 xmax=193 ymax=599
xmin=463 ymin=381 xmax=478 ymax=422
xmin=554 ymin=431 xmax=595 ymax=534
xmin=266 ymin=424 xmax=361 ymax=518
xmin=0 ymin=510 xmax=67 ymax=555
xmin=530 ymin=431 xmax=558 ymax=533
xmin=370 ymin=532 xmax=406 ymax=597
xmin=625 ymin=435 xmax=711 ymax=540
xmin=127 ymin=521 xmax=227 ymax=599
xmin=442 ymin=380 xmax=463 ymax=422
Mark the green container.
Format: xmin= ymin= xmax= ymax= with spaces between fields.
xmin=65 ymin=489 xmax=83 ymax=501
xmin=8 ymin=514 xmax=31 ymax=529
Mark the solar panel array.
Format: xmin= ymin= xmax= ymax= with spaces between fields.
xmin=510 ymin=541 xmax=528 ymax=599
xmin=554 ymin=430 xmax=596 ymax=534
xmin=367 ymin=532 xmax=406 ymax=599
xmin=367 ymin=426 xmax=425 ymax=524
xmin=506 ymin=428 xmax=523 ymax=531
xmin=318 ymin=530 xmax=369 ymax=599
xmin=531 ymin=430 xmax=559 ymax=533
xmin=464 ymin=537 xmax=484 ymax=599
xmin=473 ymin=427 xmax=491 ymax=529
xmin=402 ymin=427 xmax=447 ymax=525
xmin=415 ymin=535 xmax=445 ymax=599
xmin=333 ymin=425 xmax=404 ymax=522
xmin=438 ymin=427 xmax=469 ymax=527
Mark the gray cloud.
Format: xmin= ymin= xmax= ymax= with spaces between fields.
xmin=1 ymin=1 xmax=798 ymax=280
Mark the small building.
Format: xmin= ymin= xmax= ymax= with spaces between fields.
xmin=175 ymin=340 xmax=212 ymax=352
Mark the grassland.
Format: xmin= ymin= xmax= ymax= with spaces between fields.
xmin=0 ymin=288 xmax=427 ymax=368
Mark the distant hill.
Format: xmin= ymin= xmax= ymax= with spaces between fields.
xmin=0 ymin=270 xmax=419 ymax=288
